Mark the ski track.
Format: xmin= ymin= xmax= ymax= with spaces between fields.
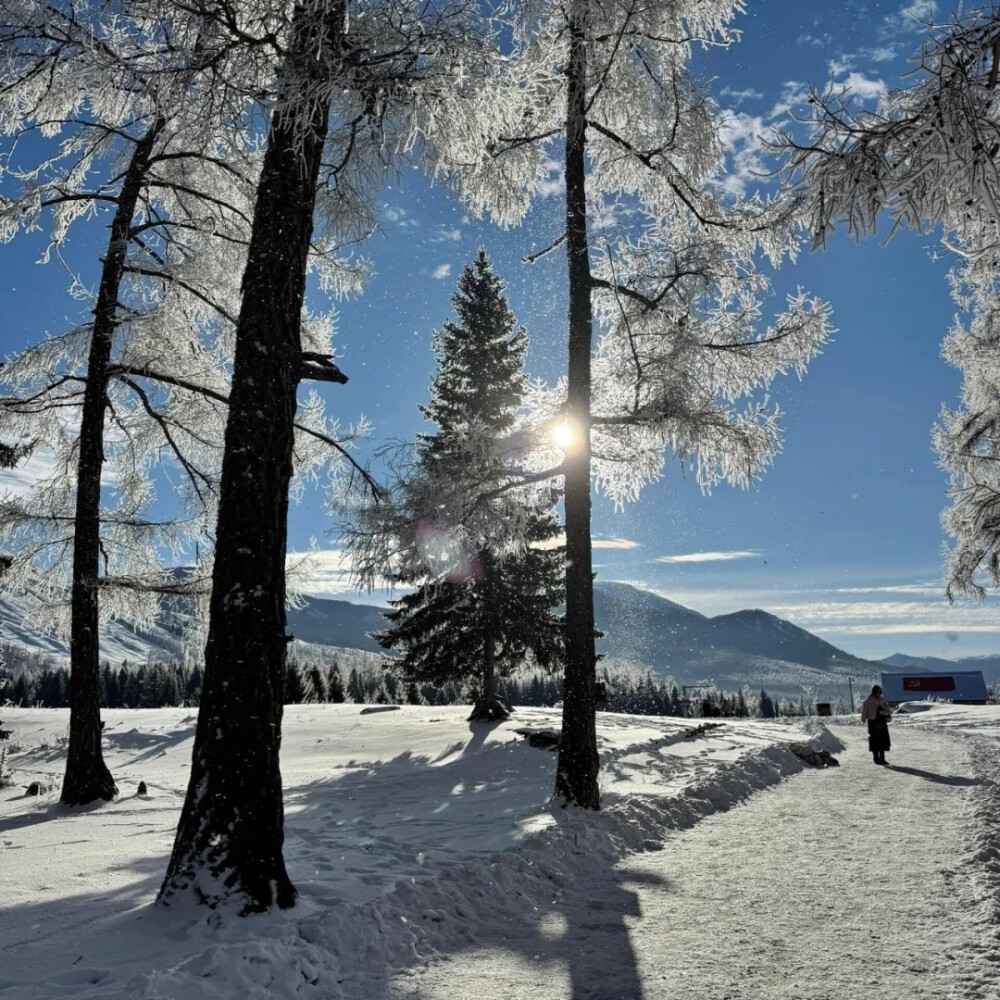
xmin=390 ymin=724 xmax=1000 ymax=1000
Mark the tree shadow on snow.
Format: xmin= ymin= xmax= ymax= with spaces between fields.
xmin=0 ymin=869 xmax=197 ymax=996
xmin=283 ymin=726 xmax=668 ymax=999
xmin=379 ymin=865 xmax=666 ymax=1000
xmin=886 ymin=763 xmax=982 ymax=786
xmin=283 ymin=725 xmax=562 ymax=867
xmin=103 ymin=725 xmax=193 ymax=766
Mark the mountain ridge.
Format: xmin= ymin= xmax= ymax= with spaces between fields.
xmin=1 ymin=578 xmax=969 ymax=699
xmin=881 ymin=652 xmax=1000 ymax=683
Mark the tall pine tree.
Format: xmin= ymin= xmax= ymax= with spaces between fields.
xmin=374 ymin=251 xmax=564 ymax=721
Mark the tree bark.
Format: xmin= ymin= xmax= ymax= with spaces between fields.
xmin=483 ymin=633 xmax=496 ymax=705
xmin=469 ymin=630 xmax=508 ymax=721
xmin=554 ymin=0 xmax=600 ymax=809
xmin=468 ymin=557 xmax=509 ymax=722
xmin=61 ymin=120 xmax=164 ymax=806
xmin=159 ymin=3 xmax=343 ymax=913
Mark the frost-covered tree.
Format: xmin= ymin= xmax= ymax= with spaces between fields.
xmin=780 ymin=6 xmax=1000 ymax=600
xmin=368 ymin=252 xmax=565 ymax=722
xmin=426 ymin=0 xmax=832 ymax=807
xmin=0 ymin=2 xmax=355 ymax=808
xmin=937 ymin=253 xmax=1000 ymax=597
xmin=0 ymin=1 xmax=261 ymax=805
xmin=161 ymin=0 xmax=479 ymax=913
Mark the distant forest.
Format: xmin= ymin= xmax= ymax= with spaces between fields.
xmin=0 ymin=643 xmax=826 ymax=719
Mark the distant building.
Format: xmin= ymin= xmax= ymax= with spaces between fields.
xmin=880 ymin=671 xmax=988 ymax=705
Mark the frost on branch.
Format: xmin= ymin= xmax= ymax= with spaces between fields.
xmin=781 ymin=6 xmax=1000 ymax=596
xmin=419 ymin=0 xmax=832 ymax=810
xmin=936 ymin=253 xmax=1000 ymax=598
xmin=782 ymin=8 xmax=1000 ymax=252
xmin=586 ymin=229 xmax=833 ymax=505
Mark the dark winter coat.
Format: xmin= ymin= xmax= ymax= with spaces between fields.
xmin=867 ymin=713 xmax=891 ymax=753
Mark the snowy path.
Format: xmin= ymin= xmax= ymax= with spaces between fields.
xmin=389 ymin=725 xmax=1000 ymax=1000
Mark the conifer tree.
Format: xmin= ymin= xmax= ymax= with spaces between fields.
xmin=372 ymin=252 xmax=565 ymax=722
xmin=327 ymin=664 xmax=345 ymax=703
xmin=283 ymin=662 xmax=306 ymax=705
xmin=161 ymin=0 xmax=479 ymax=914
xmin=347 ymin=668 xmax=364 ymax=704
xmin=307 ymin=664 xmax=328 ymax=703
xmin=425 ymin=0 xmax=832 ymax=807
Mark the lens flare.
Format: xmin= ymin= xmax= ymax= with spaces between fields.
xmin=552 ymin=419 xmax=578 ymax=451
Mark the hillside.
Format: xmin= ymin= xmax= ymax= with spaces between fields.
xmin=0 ymin=590 xmax=187 ymax=667
xmin=287 ymin=597 xmax=385 ymax=652
xmin=592 ymin=581 xmax=882 ymax=699
xmin=0 ymin=579 xmax=888 ymax=700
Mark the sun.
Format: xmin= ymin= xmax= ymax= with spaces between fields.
xmin=552 ymin=419 xmax=579 ymax=451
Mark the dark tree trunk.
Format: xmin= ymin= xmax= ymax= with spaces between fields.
xmin=469 ymin=558 xmax=509 ymax=722
xmin=159 ymin=4 xmax=343 ymax=914
xmin=469 ymin=629 xmax=509 ymax=722
xmin=61 ymin=121 xmax=163 ymax=806
xmin=483 ymin=633 xmax=497 ymax=704
xmin=554 ymin=0 xmax=600 ymax=810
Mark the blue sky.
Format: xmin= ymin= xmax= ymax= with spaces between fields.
xmin=3 ymin=0 xmax=999 ymax=661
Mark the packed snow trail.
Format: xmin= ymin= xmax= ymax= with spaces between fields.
xmin=390 ymin=725 xmax=999 ymax=1000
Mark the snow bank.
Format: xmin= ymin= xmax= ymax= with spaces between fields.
xmin=0 ymin=706 xmax=841 ymax=1000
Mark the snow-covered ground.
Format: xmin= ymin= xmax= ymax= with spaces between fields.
xmin=0 ymin=704 xmax=997 ymax=999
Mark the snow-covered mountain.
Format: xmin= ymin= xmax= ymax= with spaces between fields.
xmin=881 ymin=652 xmax=1000 ymax=684
xmin=0 ymin=588 xmax=386 ymax=670
xmin=0 ymin=579 xmax=888 ymax=699
xmin=592 ymin=582 xmax=873 ymax=673
xmin=0 ymin=589 xmax=187 ymax=667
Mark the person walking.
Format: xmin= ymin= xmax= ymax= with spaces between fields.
xmin=861 ymin=684 xmax=892 ymax=765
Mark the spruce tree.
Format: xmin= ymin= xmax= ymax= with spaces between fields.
xmin=282 ymin=662 xmax=306 ymax=705
xmin=346 ymin=668 xmax=364 ymax=704
xmin=374 ymin=251 xmax=564 ymax=722
xmin=307 ymin=665 xmax=328 ymax=703
xmin=327 ymin=665 xmax=345 ymax=703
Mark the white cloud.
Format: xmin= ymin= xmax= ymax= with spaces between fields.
xmin=826 ymin=623 xmax=1000 ymax=635
xmin=534 ymin=158 xmax=563 ymax=198
xmin=863 ymin=44 xmax=901 ymax=63
xmin=286 ymin=548 xmax=396 ymax=599
xmin=287 ymin=548 xmax=351 ymax=588
xmin=716 ymin=110 xmax=770 ymax=197
xmin=838 ymin=72 xmax=887 ymax=101
xmin=0 ymin=448 xmax=61 ymax=500
xmin=382 ymin=204 xmax=418 ymax=228
xmin=880 ymin=0 xmax=937 ymax=38
xmin=430 ymin=228 xmax=462 ymax=243
xmin=832 ymin=583 xmax=942 ymax=596
xmin=828 ymin=55 xmax=853 ymax=78
xmin=656 ymin=550 xmax=762 ymax=564
xmin=767 ymin=598 xmax=1000 ymax=634
xmin=535 ymin=534 xmax=639 ymax=551
xmin=768 ymin=81 xmax=812 ymax=121
xmin=432 ymin=264 xmax=452 ymax=280
xmin=593 ymin=537 xmax=639 ymax=550
xmin=719 ymin=87 xmax=763 ymax=104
